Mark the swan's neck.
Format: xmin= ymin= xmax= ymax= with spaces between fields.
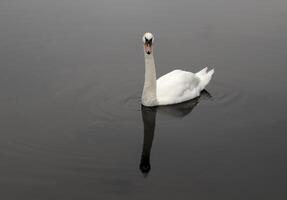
xmin=142 ymin=53 xmax=157 ymax=106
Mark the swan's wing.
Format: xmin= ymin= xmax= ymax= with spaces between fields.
xmin=156 ymin=70 xmax=201 ymax=105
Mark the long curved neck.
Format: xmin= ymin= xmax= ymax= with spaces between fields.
xmin=142 ymin=53 xmax=157 ymax=106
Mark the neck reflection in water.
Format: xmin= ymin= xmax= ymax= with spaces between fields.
xmin=139 ymin=90 xmax=211 ymax=176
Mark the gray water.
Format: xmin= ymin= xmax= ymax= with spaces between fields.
xmin=1 ymin=0 xmax=287 ymax=199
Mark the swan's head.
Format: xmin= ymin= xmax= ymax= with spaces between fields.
xmin=142 ymin=32 xmax=154 ymax=55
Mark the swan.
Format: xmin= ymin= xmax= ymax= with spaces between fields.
xmin=141 ymin=32 xmax=214 ymax=107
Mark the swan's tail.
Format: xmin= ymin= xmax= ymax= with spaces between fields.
xmin=196 ymin=67 xmax=214 ymax=90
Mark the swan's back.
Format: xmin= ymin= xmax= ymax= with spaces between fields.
xmin=156 ymin=68 xmax=213 ymax=105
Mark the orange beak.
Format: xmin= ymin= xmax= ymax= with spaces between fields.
xmin=144 ymin=43 xmax=152 ymax=55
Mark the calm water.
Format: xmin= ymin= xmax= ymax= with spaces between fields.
xmin=1 ymin=0 xmax=287 ymax=199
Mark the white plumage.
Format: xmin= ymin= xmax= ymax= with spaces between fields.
xmin=156 ymin=68 xmax=214 ymax=105
xmin=141 ymin=32 xmax=214 ymax=107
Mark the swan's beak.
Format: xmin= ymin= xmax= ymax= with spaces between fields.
xmin=144 ymin=43 xmax=152 ymax=55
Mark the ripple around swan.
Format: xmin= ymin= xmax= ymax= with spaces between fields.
xmin=207 ymin=81 xmax=243 ymax=108
xmin=0 ymin=81 xmax=245 ymax=174
xmin=79 ymin=81 xmax=143 ymax=124
xmin=72 ymin=79 xmax=243 ymax=124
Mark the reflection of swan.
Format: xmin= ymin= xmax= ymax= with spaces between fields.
xmin=141 ymin=32 xmax=214 ymax=107
xmin=140 ymin=105 xmax=157 ymax=176
xmin=139 ymin=90 xmax=211 ymax=176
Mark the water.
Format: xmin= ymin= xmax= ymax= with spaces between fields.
xmin=0 ymin=0 xmax=287 ymax=199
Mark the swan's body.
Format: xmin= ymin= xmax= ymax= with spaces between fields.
xmin=156 ymin=68 xmax=213 ymax=105
xmin=141 ymin=32 xmax=214 ymax=107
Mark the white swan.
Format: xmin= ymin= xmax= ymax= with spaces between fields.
xmin=141 ymin=32 xmax=214 ymax=107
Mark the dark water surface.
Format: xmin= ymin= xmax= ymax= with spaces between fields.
xmin=1 ymin=0 xmax=287 ymax=199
